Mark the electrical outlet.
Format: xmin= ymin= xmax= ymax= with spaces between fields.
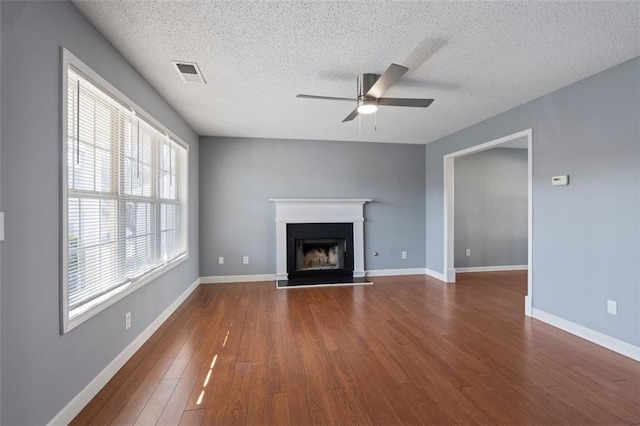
xmin=466 ymin=249 xmax=471 ymax=257
xmin=125 ymin=312 xmax=131 ymax=330
xmin=607 ymin=300 xmax=617 ymax=315
xmin=552 ymin=175 xmax=570 ymax=186
xmin=218 ymin=256 xmax=224 ymax=265
xmin=243 ymin=256 xmax=249 ymax=264
xmin=401 ymin=251 xmax=407 ymax=260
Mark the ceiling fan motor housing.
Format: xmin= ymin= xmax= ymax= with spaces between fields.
xmin=357 ymin=73 xmax=379 ymax=99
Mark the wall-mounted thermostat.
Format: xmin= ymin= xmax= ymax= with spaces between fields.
xmin=552 ymin=175 xmax=570 ymax=186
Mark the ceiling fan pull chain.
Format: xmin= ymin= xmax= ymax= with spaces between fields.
xmin=358 ymin=114 xmax=361 ymax=134
xmin=374 ymin=111 xmax=377 ymax=132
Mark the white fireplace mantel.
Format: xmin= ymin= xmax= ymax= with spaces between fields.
xmin=270 ymin=199 xmax=372 ymax=280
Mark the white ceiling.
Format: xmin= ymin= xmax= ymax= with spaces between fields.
xmin=72 ymin=1 xmax=640 ymax=145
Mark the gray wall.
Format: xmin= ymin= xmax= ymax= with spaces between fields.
xmin=454 ymin=148 xmax=528 ymax=268
xmin=0 ymin=2 xmax=199 ymax=424
xmin=199 ymin=137 xmax=426 ymax=276
xmin=426 ymin=57 xmax=639 ymax=347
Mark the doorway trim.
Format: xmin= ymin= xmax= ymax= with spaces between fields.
xmin=443 ymin=128 xmax=533 ymax=316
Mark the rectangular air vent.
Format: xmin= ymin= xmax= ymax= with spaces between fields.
xmin=171 ymin=61 xmax=206 ymax=84
xmin=176 ymin=63 xmax=197 ymax=74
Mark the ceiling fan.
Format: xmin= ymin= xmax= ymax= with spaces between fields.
xmin=297 ymin=63 xmax=434 ymax=123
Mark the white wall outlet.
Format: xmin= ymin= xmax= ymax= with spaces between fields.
xmin=607 ymin=300 xmax=617 ymax=315
xmin=401 ymin=251 xmax=407 ymax=259
xmin=552 ymin=175 xmax=570 ymax=186
xmin=0 ymin=212 xmax=4 ymax=241
xmin=466 ymin=249 xmax=471 ymax=257
xmin=243 ymin=256 xmax=249 ymax=264
xmin=218 ymin=256 xmax=224 ymax=265
xmin=125 ymin=312 xmax=132 ymax=329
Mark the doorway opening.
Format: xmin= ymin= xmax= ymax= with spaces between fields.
xmin=443 ymin=129 xmax=533 ymax=316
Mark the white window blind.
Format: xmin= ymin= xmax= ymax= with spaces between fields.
xmin=63 ymin=57 xmax=188 ymax=332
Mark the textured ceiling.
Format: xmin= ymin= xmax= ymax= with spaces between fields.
xmin=72 ymin=1 xmax=640 ymax=144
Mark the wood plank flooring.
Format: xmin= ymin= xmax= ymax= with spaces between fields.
xmin=72 ymin=272 xmax=640 ymax=425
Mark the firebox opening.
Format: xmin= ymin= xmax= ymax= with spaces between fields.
xmin=296 ymin=238 xmax=346 ymax=271
xmin=286 ymin=222 xmax=354 ymax=281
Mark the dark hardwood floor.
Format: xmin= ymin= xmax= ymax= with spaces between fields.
xmin=72 ymin=272 xmax=640 ymax=425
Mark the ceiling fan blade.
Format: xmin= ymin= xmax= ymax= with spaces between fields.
xmin=365 ymin=63 xmax=408 ymax=98
xmin=377 ymin=98 xmax=434 ymax=108
xmin=342 ymin=107 xmax=360 ymax=122
xmin=297 ymin=94 xmax=357 ymax=102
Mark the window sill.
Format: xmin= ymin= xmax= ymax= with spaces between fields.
xmin=63 ymin=253 xmax=189 ymax=334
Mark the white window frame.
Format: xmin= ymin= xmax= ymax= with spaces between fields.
xmin=60 ymin=48 xmax=189 ymax=334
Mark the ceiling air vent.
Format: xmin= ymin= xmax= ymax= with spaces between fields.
xmin=171 ymin=61 xmax=206 ymax=84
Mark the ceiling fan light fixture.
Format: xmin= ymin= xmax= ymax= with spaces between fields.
xmin=357 ymin=98 xmax=378 ymax=115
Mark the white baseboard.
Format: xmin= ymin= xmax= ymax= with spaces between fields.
xmin=205 ymin=271 xmax=430 ymax=282
xmin=200 ymin=274 xmax=276 ymax=284
xmin=425 ymin=268 xmax=447 ymax=282
xmin=532 ymin=308 xmax=640 ymax=362
xmin=446 ymin=268 xmax=456 ymax=283
xmin=365 ymin=268 xmax=426 ymax=277
xmin=204 ymin=271 xmax=429 ymax=282
xmin=524 ymin=295 xmax=532 ymax=317
xmin=456 ymin=265 xmax=528 ymax=273
xmin=48 ymin=278 xmax=201 ymax=425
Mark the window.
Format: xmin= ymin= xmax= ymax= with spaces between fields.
xmin=62 ymin=49 xmax=188 ymax=333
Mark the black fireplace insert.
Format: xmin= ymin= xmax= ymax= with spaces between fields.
xmin=286 ymin=223 xmax=354 ymax=280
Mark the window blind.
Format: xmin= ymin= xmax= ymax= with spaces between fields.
xmin=64 ymin=66 xmax=187 ymax=326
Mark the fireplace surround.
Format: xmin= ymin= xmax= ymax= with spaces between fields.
xmin=270 ymin=199 xmax=371 ymax=282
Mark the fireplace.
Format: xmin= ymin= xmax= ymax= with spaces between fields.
xmin=270 ymin=199 xmax=372 ymax=283
xmin=287 ymin=223 xmax=354 ymax=280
